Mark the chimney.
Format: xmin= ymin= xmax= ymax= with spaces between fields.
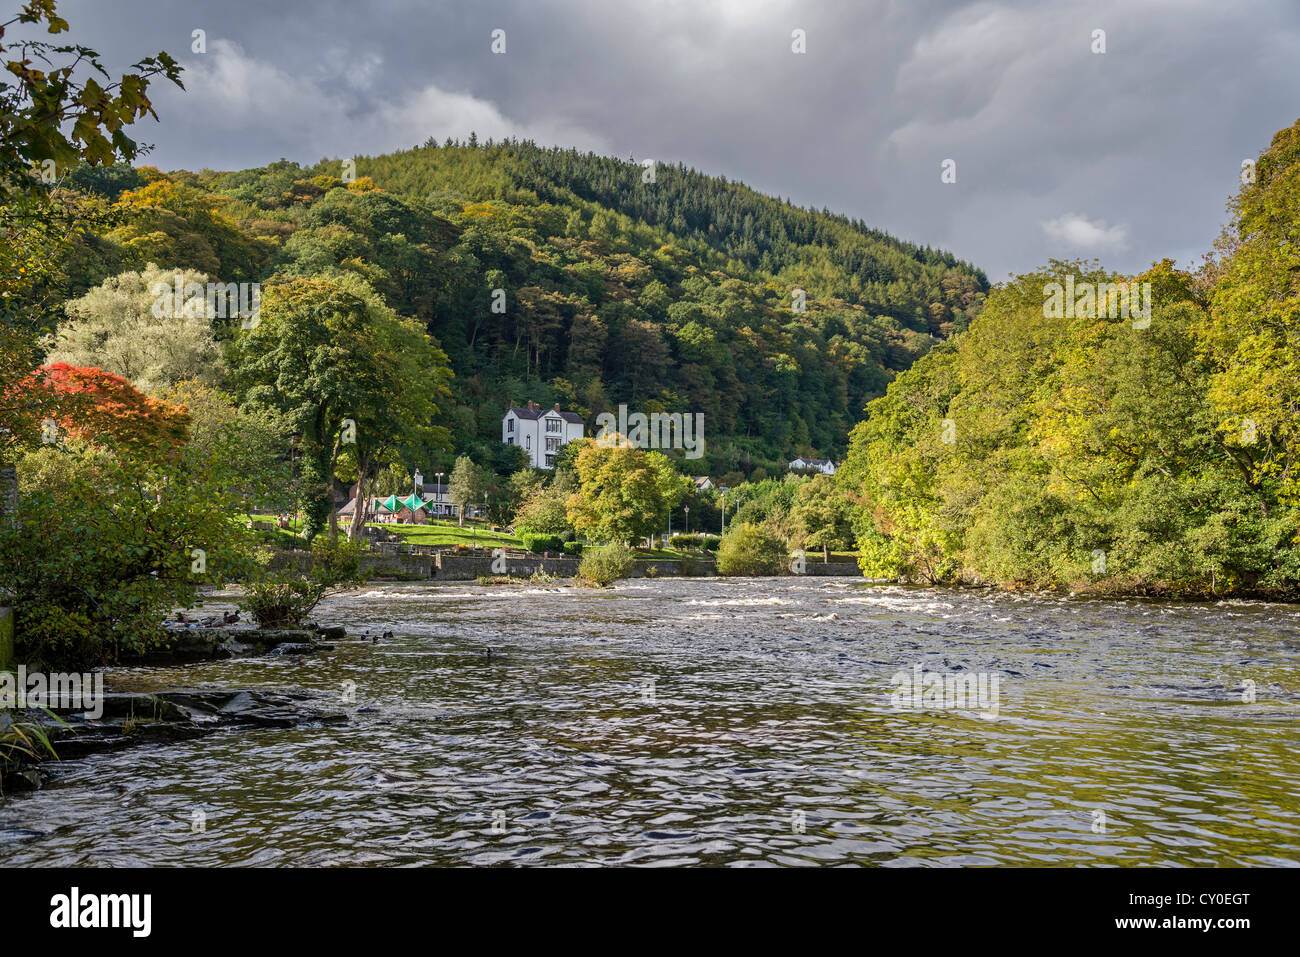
xmin=553 ymin=403 xmax=560 ymax=412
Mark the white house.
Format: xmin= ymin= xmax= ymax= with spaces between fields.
xmin=503 ymin=400 xmax=585 ymax=469
xmin=789 ymin=457 xmax=836 ymax=475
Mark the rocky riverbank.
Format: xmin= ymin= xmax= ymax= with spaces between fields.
xmin=1 ymin=619 xmax=355 ymax=796
xmin=123 ymin=620 xmax=346 ymax=665
xmin=2 ymin=687 xmax=350 ymax=793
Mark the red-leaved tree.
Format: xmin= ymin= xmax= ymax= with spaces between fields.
xmin=34 ymin=363 xmax=190 ymax=457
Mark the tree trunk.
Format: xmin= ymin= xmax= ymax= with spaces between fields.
xmin=326 ymin=431 xmax=344 ymax=545
xmin=349 ymin=454 xmax=372 ymax=540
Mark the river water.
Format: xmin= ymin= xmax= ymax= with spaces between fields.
xmin=2 ymin=578 xmax=1297 ymax=866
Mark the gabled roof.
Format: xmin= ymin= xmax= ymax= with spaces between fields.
xmin=506 ymin=406 xmax=584 ymax=424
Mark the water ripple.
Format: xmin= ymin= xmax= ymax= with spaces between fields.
xmin=2 ymin=579 xmax=1297 ymax=866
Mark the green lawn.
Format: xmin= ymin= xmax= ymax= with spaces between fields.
xmin=632 ymin=546 xmax=699 ymax=560
xmin=242 ymin=513 xmax=519 ymax=549
xmin=366 ymin=520 xmax=523 ymax=549
xmin=241 ymin=513 xmax=741 ymax=560
xmin=244 ymin=513 xmax=304 ymax=546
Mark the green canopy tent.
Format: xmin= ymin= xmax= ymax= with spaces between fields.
xmin=400 ymin=493 xmax=429 ymax=512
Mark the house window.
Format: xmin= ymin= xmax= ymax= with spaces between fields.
xmin=525 ymin=436 xmax=531 ymax=450
xmin=506 ymin=437 xmax=514 ymax=445
xmin=545 ymin=454 xmax=556 ymax=467
xmin=546 ymin=437 xmax=559 ymax=452
xmin=507 ymin=418 xmax=514 ymax=433
xmin=546 ymin=417 xmax=561 ymax=433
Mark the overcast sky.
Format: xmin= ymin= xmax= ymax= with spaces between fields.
xmin=44 ymin=0 xmax=1300 ymax=280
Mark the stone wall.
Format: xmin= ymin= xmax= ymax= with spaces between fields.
xmin=268 ymin=549 xmax=858 ymax=582
xmin=630 ymin=559 xmax=718 ymax=578
xmin=270 ymin=550 xmax=434 ymax=580
xmin=429 ymin=554 xmax=724 ymax=580
xmin=431 ymin=553 xmax=581 ymax=580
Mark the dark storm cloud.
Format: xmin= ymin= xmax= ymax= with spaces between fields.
xmin=48 ymin=0 xmax=1300 ymax=278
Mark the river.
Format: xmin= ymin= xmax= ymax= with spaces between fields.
xmin=2 ymin=578 xmax=1297 ymax=866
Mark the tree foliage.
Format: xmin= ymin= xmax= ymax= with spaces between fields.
xmin=229 ymin=275 xmax=452 ymax=540
xmin=716 ymin=522 xmax=786 ymax=576
xmin=0 ymin=0 xmax=182 ymax=204
xmin=566 ymin=440 xmax=690 ymax=544
xmin=17 ymin=139 xmax=988 ymax=474
xmin=0 ymin=442 xmax=255 ymax=668
xmin=45 ymin=263 xmax=225 ymax=393
xmin=446 ymin=454 xmax=485 ymax=524
xmin=35 ymin=361 xmax=190 ymax=457
xmin=842 ymin=234 xmax=1300 ymax=595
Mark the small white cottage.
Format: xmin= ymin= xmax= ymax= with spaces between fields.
xmin=789 ymin=457 xmax=837 ymax=475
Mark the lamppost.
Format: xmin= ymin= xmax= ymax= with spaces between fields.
xmin=435 ymin=471 xmax=444 ymax=525
xmin=413 ymin=470 xmax=423 ymax=525
xmin=683 ymin=505 xmax=690 ymax=536
xmin=719 ymin=487 xmax=729 ymax=536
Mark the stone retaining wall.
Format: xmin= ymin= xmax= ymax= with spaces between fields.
xmin=431 ymin=553 xmax=580 ymax=580
xmin=270 ymin=549 xmax=858 ymax=582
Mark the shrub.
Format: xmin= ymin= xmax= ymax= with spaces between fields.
xmin=240 ymin=537 xmax=367 ymax=628
xmin=2 ymin=445 xmax=255 ymax=669
xmin=716 ymin=522 xmax=787 ymax=576
xmin=512 ymin=484 xmax=572 ymax=537
xmin=578 ymin=541 xmax=636 ymax=587
xmin=1 ymin=709 xmax=61 ymax=792
xmin=561 ymin=541 xmax=584 ymax=556
xmin=521 ymin=532 xmax=564 ymax=554
xmin=239 ymin=577 xmax=327 ymax=629
xmin=669 ymin=533 xmax=722 ymax=551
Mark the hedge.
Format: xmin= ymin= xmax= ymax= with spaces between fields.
xmin=520 ymin=533 xmax=564 ymax=553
